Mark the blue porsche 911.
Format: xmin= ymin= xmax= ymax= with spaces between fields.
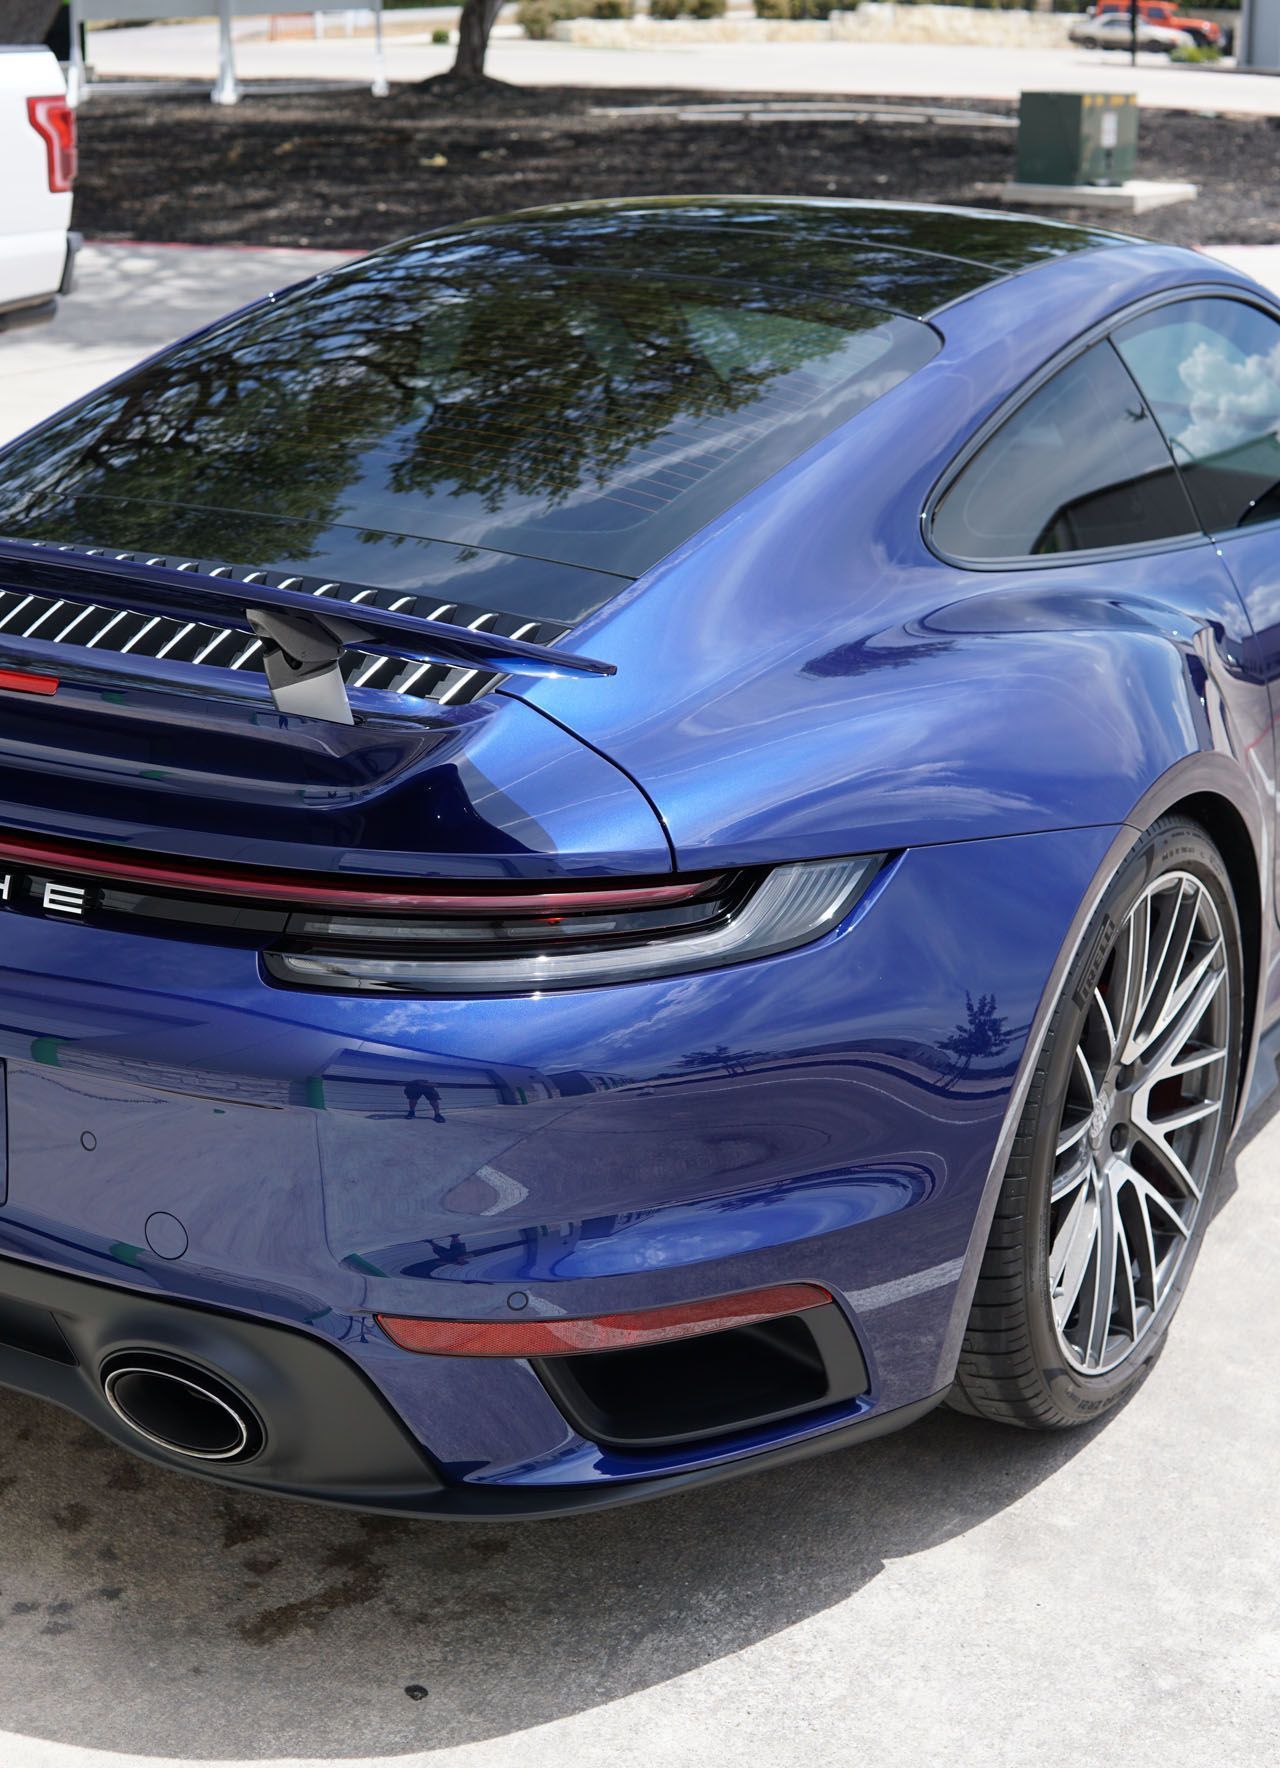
xmin=0 ymin=198 xmax=1275 ymax=1516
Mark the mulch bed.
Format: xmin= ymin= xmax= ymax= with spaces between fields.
xmin=74 ymin=77 xmax=1280 ymax=251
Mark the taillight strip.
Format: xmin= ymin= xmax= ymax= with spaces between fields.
xmin=0 ymin=830 xmax=719 ymax=913
xmin=0 ymin=670 xmax=58 ymax=697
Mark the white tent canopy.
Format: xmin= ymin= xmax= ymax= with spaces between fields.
xmin=67 ymin=1 xmax=389 ymax=106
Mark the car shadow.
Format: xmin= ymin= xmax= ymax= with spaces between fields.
xmin=0 ymin=1071 xmax=1272 ymax=1761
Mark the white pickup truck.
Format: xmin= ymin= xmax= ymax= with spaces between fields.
xmin=0 ymin=43 xmax=78 ymax=331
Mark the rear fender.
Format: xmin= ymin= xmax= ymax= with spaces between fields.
xmin=936 ymin=752 xmax=1270 ymax=1392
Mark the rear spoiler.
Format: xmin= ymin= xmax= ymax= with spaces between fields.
xmin=0 ymin=539 xmax=616 ymax=725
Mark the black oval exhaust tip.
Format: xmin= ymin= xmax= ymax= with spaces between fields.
xmin=101 ymin=1352 xmax=264 ymax=1463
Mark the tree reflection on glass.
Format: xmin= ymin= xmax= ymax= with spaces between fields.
xmin=0 ymin=235 xmax=922 ymax=580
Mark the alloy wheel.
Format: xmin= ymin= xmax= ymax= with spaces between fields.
xmin=1047 ymin=870 xmax=1232 ymax=1375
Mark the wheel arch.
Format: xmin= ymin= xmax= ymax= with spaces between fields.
xmin=941 ymin=758 xmax=1269 ymax=1394
xmin=1122 ymin=755 xmax=1268 ymax=1127
xmin=1163 ymin=788 xmax=1263 ymax=1117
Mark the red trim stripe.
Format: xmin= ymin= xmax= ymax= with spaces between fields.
xmin=0 ymin=829 xmax=719 ymax=913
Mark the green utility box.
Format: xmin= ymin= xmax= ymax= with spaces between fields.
xmin=1015 ymin=91 xmax=1138 ymax=188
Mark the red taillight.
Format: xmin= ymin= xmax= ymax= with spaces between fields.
xmin=26 ymin=95 xmax=77 ymax=194
xmin=0 ymin=670 xmax=58 ymax=697
xmin=0 ymin=830 xmax=720 ymax=913
xmin=375 ymin=1283 xmax=833 ymax=1358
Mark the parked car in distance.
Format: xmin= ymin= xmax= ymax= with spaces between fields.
xmin=1094 ymin=0 xmax=1225 ymax=49
xmin=0 ymin=43 xmax=77 ymax=332
xmin=1070 ymin=12 xmax=1196 ymax=51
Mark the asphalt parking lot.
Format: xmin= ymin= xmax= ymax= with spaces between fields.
xmin=1 ymin=246 xmax=1279 ymax=1767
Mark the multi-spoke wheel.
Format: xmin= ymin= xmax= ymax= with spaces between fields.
xmin=953 ymin=817 xmax=1244 ymax=1429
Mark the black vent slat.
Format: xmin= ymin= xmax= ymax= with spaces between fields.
xmin=0 ymin=545 xmax=574 ymax=707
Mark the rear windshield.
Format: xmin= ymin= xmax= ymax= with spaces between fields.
xmin=0 ymin=238 xmax=936 ymax=615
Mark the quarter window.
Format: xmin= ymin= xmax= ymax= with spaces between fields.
xmin=1113 ymin=296 xmax=1280 ymax=534
xmin=932 ymin=341 xmax=1198 ymax=561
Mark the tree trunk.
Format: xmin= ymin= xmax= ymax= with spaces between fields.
xmin=452 ymin=0 xmax=506 ymax=81
xmin=2 ymin=0 xmax=63 ymax=42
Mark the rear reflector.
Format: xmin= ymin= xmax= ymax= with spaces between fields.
xmin=0 ymin=670 xmax=58 ymax=697
xmin=375 ymin=1283 xmax=833 ymax=1357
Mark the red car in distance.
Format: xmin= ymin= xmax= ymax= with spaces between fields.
xmin=1093 ymin=1 xmax=1226 ymax=49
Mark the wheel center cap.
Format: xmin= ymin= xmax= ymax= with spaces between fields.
xmin=1089 ymin=1087 xmax=1114 ymax=1149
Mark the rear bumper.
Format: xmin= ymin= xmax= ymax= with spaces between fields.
xmin=0 ymin=294 xmax=56 ymax=333
xmin=0 ymin=1249 xmax=442 ymax=1511
xmin=0 ymin=230 xmax=78 ymax=333
xmin=59 ymin=229 xmax=81 ymax=298
xmin=0 ymin=823 xmax=1120 ymax=1510
xmin=0 ymin=1247 xmax=946 ymax=1519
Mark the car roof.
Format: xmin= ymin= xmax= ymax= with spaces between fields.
xmin=421 ymin=197 xmax=1136 ymax=321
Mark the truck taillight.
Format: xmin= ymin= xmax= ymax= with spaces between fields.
xmin=26 ymin=95 xmax=77 ymax=194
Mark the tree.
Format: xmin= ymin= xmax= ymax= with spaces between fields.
xmin=3 ymin=0 xmax=62 ymax=42
xmin=451 ymin=0 xmax=507 ymax=83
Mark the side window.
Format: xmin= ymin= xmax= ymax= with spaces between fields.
xmin=1113 ymin=297 xmax=1280 ymax=534
xmin=932 ymin=341 xmax=1197 ymax=561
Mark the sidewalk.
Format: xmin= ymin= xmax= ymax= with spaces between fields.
xmin=0 ymin=242 xmax=355 ymax=446
xmin=1203 ymin=244 xmax=1280 ymax=289
xmin=85 ymin=23 xmax=1280 ymax=116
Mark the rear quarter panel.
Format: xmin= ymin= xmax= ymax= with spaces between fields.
xmin=513 ymin=245 xmax=1274 ymax=876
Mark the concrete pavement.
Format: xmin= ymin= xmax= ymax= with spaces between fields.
xmin=0 ymin=243 xmax=355 ymax=446
xmin=1199 ymin=243 xmax=1280 ymax=293
xmin=0 ymin=239 xmax=1279 ymax=1768
xmin=85 ymin=21 xmax=1280 ymax=116
xmin=0 ymin=1073 xmax=1272 ymax=1768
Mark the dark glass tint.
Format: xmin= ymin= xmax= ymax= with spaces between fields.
xmin=555 ymin=199 xmax=1124 ymax=276
xmin=1113 ymin=297 xmax=1280 ymax=534
xmin=0 ymin=238 xmax=936 ymax=604
xmin=932 ymin=341 xmax=1198 ymax=561
xmin=477 ymin=213 xmax=995 ymax=318
xmin=429 ymin=202 xmax=1124 ymax=315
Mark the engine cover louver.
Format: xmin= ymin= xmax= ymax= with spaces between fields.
xmin=0 ymin=544 xmax=572 ymax=708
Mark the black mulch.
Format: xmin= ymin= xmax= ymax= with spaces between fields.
xmin=74 ymin=78 xmax=1280 ymax=251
